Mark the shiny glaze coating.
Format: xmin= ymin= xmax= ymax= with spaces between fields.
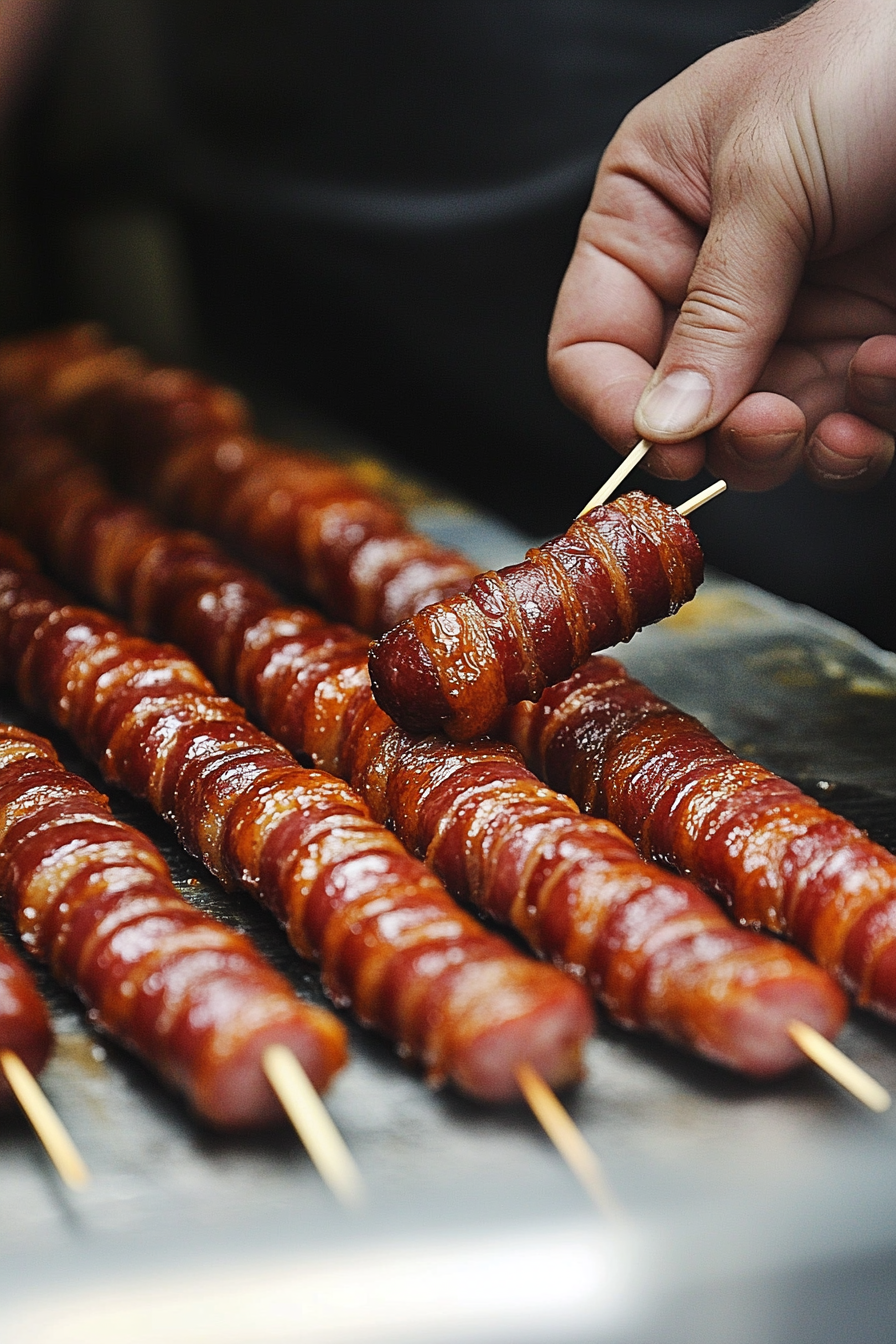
xmin=368 ymin=492 xmax=704 ymax=739
xmin=0 ymin=439 xmax=850 ymax=1076
xmin=0 ymin=529 xmax=593 ymax=1101
xmin=0 ymin=327 xmax=480 ymax=635
xmin=0 ymin=928 xmax=53 ymax=1101
xmin=0 ymin=720 xmax=345 ymax=1125
xmin=148 ymin=433 xmax=480 ymax=636
xmin=508 ymin=654 xmax=896 ymax=1020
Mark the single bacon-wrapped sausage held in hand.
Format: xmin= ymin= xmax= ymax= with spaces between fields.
xmin=0 ymin=438 xmax=850 ymax=1078
xmin=368 ymin=492 xmax=703 ymax=740
xmin=508 ymin=654 xmax=896 ymax=1021
xmin=0 ymin=327 xmax=481 ymax=635
xmin=0 ymin=927 xmax=53 ymax=1103
xmin=0 ymin=530 xmax=593 ymax=1102
xmin=0 ymin=721 xmax=346 ymax=1126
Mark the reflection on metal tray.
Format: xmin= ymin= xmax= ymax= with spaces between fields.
xmin=3 ymin=450 xmax=896 ymax=1344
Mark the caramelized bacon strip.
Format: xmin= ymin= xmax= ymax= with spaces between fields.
xmin=0 ymin=437 xmax=850 ymax=1076
xmin=0 ymin=928 xmax=53 ymax=1101
xmin=0 ymin=327 xmax=481 ymax=635
xmin=368 ymin=492 xmax=703 ymax=740
xmin=0 ymin=531 xmax=593 ymax=1102
xmin=507 ymin=654 xmax=896 ymax=1021
xmin=0 ymin=721 xmax=346 ymax=1125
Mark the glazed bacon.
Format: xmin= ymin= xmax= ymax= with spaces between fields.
xmin=0 ymin=438 xmax=851 ymax=1077
xmin=507 ymin=654 xmax=896 ymax=1020
xmin=0 ymin=532 xmax=594 ymax=1101
xmin=0 ymin=326 xmax=481 ymax=635
xmin=0 ymin=928 xmax=53 ymax=1100
xmin=0 ymin=720 xmax=346 ymax=1126
xmin=368 ymin=492 xmax=704 ymax=740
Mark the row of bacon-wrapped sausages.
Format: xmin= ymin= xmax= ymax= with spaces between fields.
xmin=0 ymin=427 xmax=852 ymax=1078
xmin=3 ymin=323 xmax=896 ymax=1122
xmin=0 ymin=529 xmax=595 ymax=1106
xmin=0 ymin=325 xmax=481 ymax=636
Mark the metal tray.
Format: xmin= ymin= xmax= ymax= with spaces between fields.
xmin=3 ymin=451 xmax=896 ymax=1344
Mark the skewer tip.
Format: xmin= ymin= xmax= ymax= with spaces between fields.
xmin=262 ymin=1044 xmax=365 ymax=1209
xmin=0 ymin=1049 xmax=91 ymax=1190
xmin=788 ymin=1021 xmax=891 ymax=1113
xmin=577 ymin=440 xmax=652 ymax=517
xmin=515 ymin=1062 xmax=622 ymax=1217
xmin=677 ymin=479 xmax=727 ymax=516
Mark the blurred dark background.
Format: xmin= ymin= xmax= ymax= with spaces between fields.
xmin=3 ymin=0 xmax=895 ymax=649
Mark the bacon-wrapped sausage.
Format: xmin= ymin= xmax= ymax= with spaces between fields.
xmin=0 ymin=328 xmax=481 ymax=635
xmin=0 ymin=438 xmax=850 ymax=1076
xmin=368 ymin=492 xmax=703 ymax=740
xmin=147 ymin=431 xmax=481 ymax=636
xmin=0 ymin=928 xmax=53 ymax=1101
xmin=0 ymin=532 xmax=593 ymax=1101
xmin=0 ymin=720 xmax=346 ymax=1125
xmin=507 ymin=654 xmax=896 ymax=1021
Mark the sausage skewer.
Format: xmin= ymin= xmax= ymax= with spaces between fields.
xmin=368 ymin=489 xmax=705 ymax=739
xmin=367 ymin=480 xmax=725 ymax=741
xmin=0 ymin=718 xmax=348 ymax=1129
xmin=506 ymin=653 xmax=896 ymax=1028
xmin=0 ymin=730 xmax=359 ymax=1199
xmin=0 ymin=435 xmax=851 ymax=1080
xmin=0 ymin=529 xmax=594 ymax=1102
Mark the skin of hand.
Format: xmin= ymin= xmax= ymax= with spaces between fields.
xmin=548 ymin=0 xmax=896 ymax=492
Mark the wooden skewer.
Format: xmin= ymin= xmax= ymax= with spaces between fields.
xmin=515 ymin=1063 xmax=623 ymax=1217
xmin=579 ymin=447 xmax=726 ymax=521
xmin=788 ymin=1021 xmax=892 ymax=1113
xmin=0 ymin=1049 xmax=90 ymax=1190
xmin=677 ymin=479 xmax=727 ymax=516
xmin=577 ymin=439 xmax=651 ymax=517
xmin=262 ymin=1044 xmax=365 ymax=1208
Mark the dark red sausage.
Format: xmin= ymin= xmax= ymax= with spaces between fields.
xmin=368 ymin=492 xmax=703 ymax=739
xmin=0 ymin=721 xmax=346 ymax=1125
xmin=0 ymin=929 xmax=53 ymax=1103
xmin=507 ymin=653 xmax=896 ymax=1021
xmin=0 ymin=436 xmax=850 ymax=1077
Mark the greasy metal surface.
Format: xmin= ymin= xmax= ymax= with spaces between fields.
xmin=3 ymin=465 xmax=896 ymax=1343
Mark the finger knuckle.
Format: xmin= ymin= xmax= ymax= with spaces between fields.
xmin=675 ymin=287 xmax=753 ymax=347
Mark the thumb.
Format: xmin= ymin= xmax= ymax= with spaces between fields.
xmin=634 ymin=192 xmax=809 ymax=443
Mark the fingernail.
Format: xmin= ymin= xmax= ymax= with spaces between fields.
xmin=808 ymin=440 xmax=872 ymax=481
xmin=728 ymin=429 xmax=801 ymax=465
xmin=637 ymin=370 xmax=713 ymax=438
xmin=852 ymin=373 xmax=896 ymax=408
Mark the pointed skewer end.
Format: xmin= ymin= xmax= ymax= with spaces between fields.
xmin=788 ymin=1021 xmax=892 ymax=1113
xmin=577 ymin=440 xmax=652 ymax=517
xmin=677 ymin=479 xmax=727 ymax=517
xmin=515 ymin=1062 xmax=623 ymax=1217
xmin=262 ymin=1044 xmax=365 ymax=1209
xmin=0 ymin=1049 xmax=91 ymax=1190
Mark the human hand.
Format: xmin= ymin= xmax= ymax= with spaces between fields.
xmin=548 ymin=0 xmax=896 ymax=492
